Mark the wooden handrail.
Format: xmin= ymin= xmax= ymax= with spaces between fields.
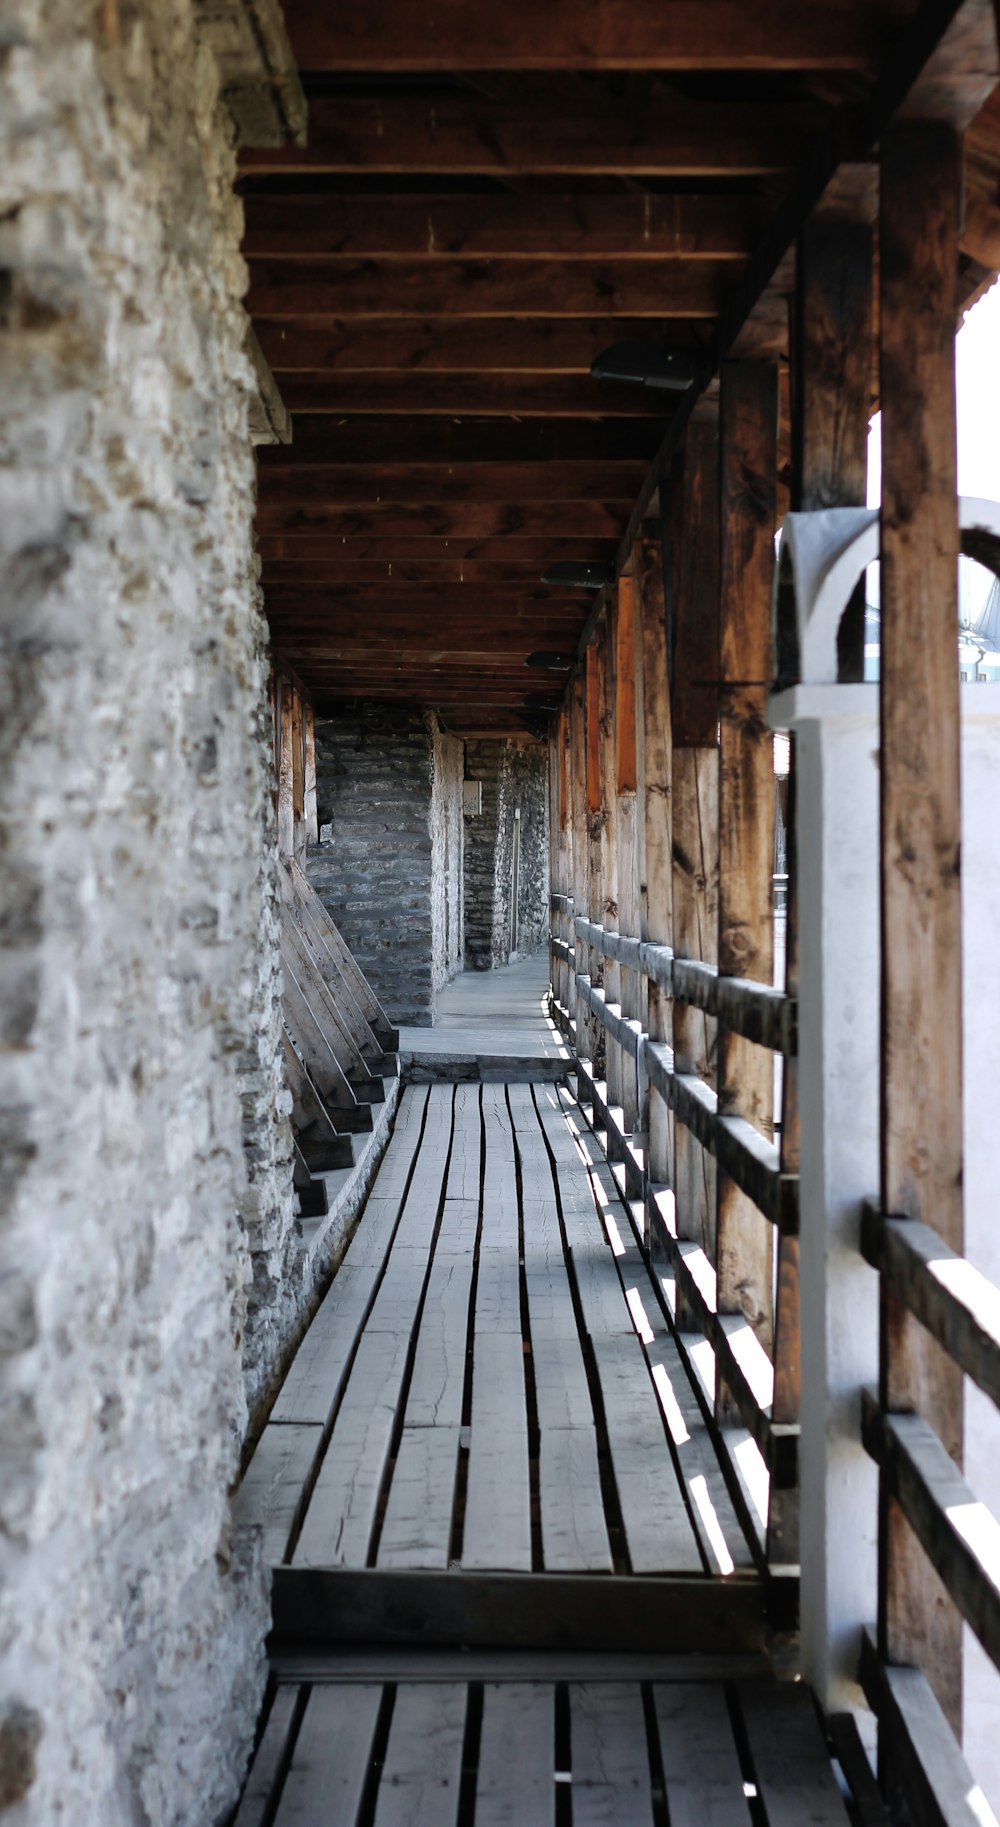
xmin=861 ymin=1205 xmax=1000 ymax=1411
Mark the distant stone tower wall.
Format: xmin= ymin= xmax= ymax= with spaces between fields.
xmin=463 ymin=740 xmax=549 ymax=970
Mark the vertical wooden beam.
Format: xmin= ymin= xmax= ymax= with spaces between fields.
xmin=636 ymin=522 xmax=673 ymax=1193
xmin=303 ymin=701 xmax=319 ymax=846
xmin=716 ymin=360 xmax=778 ymax=1377
xmin=571 ymin=667 xmax=592 ymax=1069
xmin=614 ymin=575 xmax=641 ymax=1132
xmin=597 ymin=623 xmax=621 ymax=1117
xmin=561 ymin=707 xmax=576 ymax=1023
xmin=277 ymin=678 xmax=295 ymax=859
xmin=291 ymin=686 xmax=305 ymax=858
xmin=878 ymin=118 xmax=964 ymax=1733
xmin=793 ymin=213 xmax=873 ymax=676
xmin=671 ymin=423 xmax=721 ymax=1265
xmin=776 ymin=212 xmax=872 ymax=1581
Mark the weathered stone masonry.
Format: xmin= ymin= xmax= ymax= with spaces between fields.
xmin=464 ymin=740 xmax=549 ymax=970
xmin=0 ymin=5 xmax=301 ymax=1824
xmin=309 ymin=704 xmax=464 ymax=1024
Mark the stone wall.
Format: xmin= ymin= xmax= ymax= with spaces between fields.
xmin=310 ymin=705 xmax=464 ymax=1025
xmin=464 ymin=741 xmax=550 ymax=969
xmin=0 ymin=6 xmax=297 ymax=1824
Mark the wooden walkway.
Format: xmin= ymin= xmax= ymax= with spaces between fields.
xmin=234 ymin=1079 xmax=862 ymax=1825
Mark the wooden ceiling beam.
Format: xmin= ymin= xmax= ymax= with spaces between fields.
xmin=256 ymin=502 xmax=630 ymax=537
xmin=241 ymin=191 xmax=763 ymax=259
xmin=272 ymin=373 xmax=683 ymax=416
xmin=239 ymin=92 xmax=818 ymax=178
xmin=257 ymin=419 xmax=659 ymax=463
xmin=256 ymin=536 xmax=613 ymax=564
xmin=246 ymin=257 xmax=729 ymax=318
xmin=278 ymin=0 xmax=911 ymax=72
xmin=261 ymin=560 xmax=594 ymax=584
xmin=252 ymin=316 xmax=707 ymax=374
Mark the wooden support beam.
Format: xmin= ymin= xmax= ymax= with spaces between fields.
xmin=670 ymin=425 xmax=721 ymax=1275
xmin=613 ymin=575 xmax=641 ymax=1133
xmin=570 ymin=673 xmax=590 ymax=1063
xmin=279 ymin=1 xmax=906 ymax=72
xmin=256 ymin=464 xmax=644 ymax=508
xmin=585 ymin=645 xmax=606 ymax=1076
xmin=791 ymin=214 xmax=873 ymax=677
xmin=598 ymin=621 xmax=623 ymax=1121
xmin=878 ymin=116 xmax=965 ymax=1738
xmin=253 ymin=317 xmax=708 ymax=376
xmin=270 ymin=373 xmax=690 ymax=417
xmin=247 ymin=259 xmax=729 ymax=322
xmin=242 ymin=191 xmax=762 ymax=260
xmin=715 ymin=360 xmax=777 ymax=1387
xmin=257 ymin=536 xmax=615 ymax=566
xmin=259 ymin=417 xmax=658 ymax=463
xmin=240 ymin=91 xmax=818 ymax=179
xmin=277 ymin=677 xmax=295 ymax=858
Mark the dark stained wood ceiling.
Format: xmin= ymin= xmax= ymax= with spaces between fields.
xmin=243 ymin=0 xmax=1000 ymax=738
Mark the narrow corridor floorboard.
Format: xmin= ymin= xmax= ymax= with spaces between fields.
xmin=235 ymin=1074 xmax=863 ymax=1824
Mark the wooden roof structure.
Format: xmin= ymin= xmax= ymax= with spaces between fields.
xmin=242 ymin=0 xmax=1000 ymax=738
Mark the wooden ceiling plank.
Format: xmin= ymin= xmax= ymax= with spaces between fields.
xmin=257 ymin=419 xmax=660 ymax=462
xmin=241 ymin=191 xmax=762 ymax=260
xmin=278 ymin=0 xmax=910 ymax=72
xmin=252 ymin=316 xmax=708 ymax=374
xmin=256 ymin=536 xmax=613 ymax=563
xmin=239 ymin=92 xmax=818 ymax=178
xmin=245 ymin=257 xmax=729 ymax=318
xmin=271 ymin=373 xmax=685 ymax=415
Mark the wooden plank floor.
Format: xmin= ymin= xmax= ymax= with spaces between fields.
xmin=235 ymin=1074 xmax=871 ymax=1825
xmin=242 ymin=1078 xmax=756 ymax=1587
xmin=234 ymin=1670 xmax=858 ymax=1827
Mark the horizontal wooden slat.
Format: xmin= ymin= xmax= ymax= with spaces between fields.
xmin=575 ymin=973 xmax=642 ymax=1063
xmin=861 ymin=1207 xmax=1000 ymax=1411
xmin=574 ymin=922 xmax=796 ymax=1053
xmin=241 ymin=92 xmax=819 ymax=179
xmin=258 ymin=418 xmax=659 ymax=462
xmin=281 ymin=1 xmax=904 ymax=71
xmin=861 ymin=1394 xmax=1000 ymax=1676
xmin=256 ymin=472 xmax=639 ymax=511
xmin=248 ymin=258 xmax=728 ymax=320
xmin=646 ymin=1190 xmax=798 ymax=1487
xmin=270 ymin=373 xmax=683 ymax=417
xmin=243 ymin=191 xmax=761 ymax=259
xmin=270 ymin=1567 xmax=764 ymax=1652
xmin=644 ymin=1041 xmax=798 ymax=1233
xmin=253 ymin=316 xmax=706 ymax=374
xmin=859 ymin=1631 xmax=994 ymax=1827
xmin=258 ymin=536 xmax=613 ymax=565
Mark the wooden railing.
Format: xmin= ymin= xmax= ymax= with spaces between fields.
xmin=858 ymin=1203 xmax=1000 ymax=1822
xmin=550 ymin=889 xmax=800 ymax=1612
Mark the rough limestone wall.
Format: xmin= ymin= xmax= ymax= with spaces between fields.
xmin=463 ymin=741 xmax=550 ymax=968
xmin=310 ymin=704 xmax=438 ymax=1024
xmin=430 ymin=724 xmax=465 ymax=994
xmin=0 ymin=7 xmax=294 ymax=1824
xmin=509 ymin=742 xmax=551 ymax=957
xmin=463 ymin=742 xmax=510 ymax=969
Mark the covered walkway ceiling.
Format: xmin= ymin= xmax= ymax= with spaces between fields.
xmin=241 ymin=0 xmax=1000 ymax=738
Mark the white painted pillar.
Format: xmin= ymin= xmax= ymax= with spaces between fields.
xmin=768 ymin=683 xmax=881 ymax=1714
xmin=960 ymin=685 xmax=1000 ymax=1811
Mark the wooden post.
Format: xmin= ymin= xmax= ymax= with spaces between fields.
xmin=570 ymin=669 xmax=591 ymax=1071
xmin=782 ymin=212 xmax=873 ymax=1600
xmin=715 ymin=360 xmax=778 ymax=1386
xmin=636 ymin=522 xmax=673 ymax=1195
xmin=303 ymin=701 xmax=319 ymax=846
xmin=614 ymin=574 xmax=641 ymax=1134
xmin=878 ymin=118 xmax=964 ymax=1733
xmin=671 ymin=423 xmax=721 ymax=1267
xmin=278 ymin=677 xmax=295 ymax=859
xmin=561 ymin=707 xmax=576 ymax=1023
xmin=792 ymin=213 xmax=873 ymax=677
xmin=291 ymin=686 xmax=305 ymax=859
xmin=598 ymin=615 xmax=624 ymax=1130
